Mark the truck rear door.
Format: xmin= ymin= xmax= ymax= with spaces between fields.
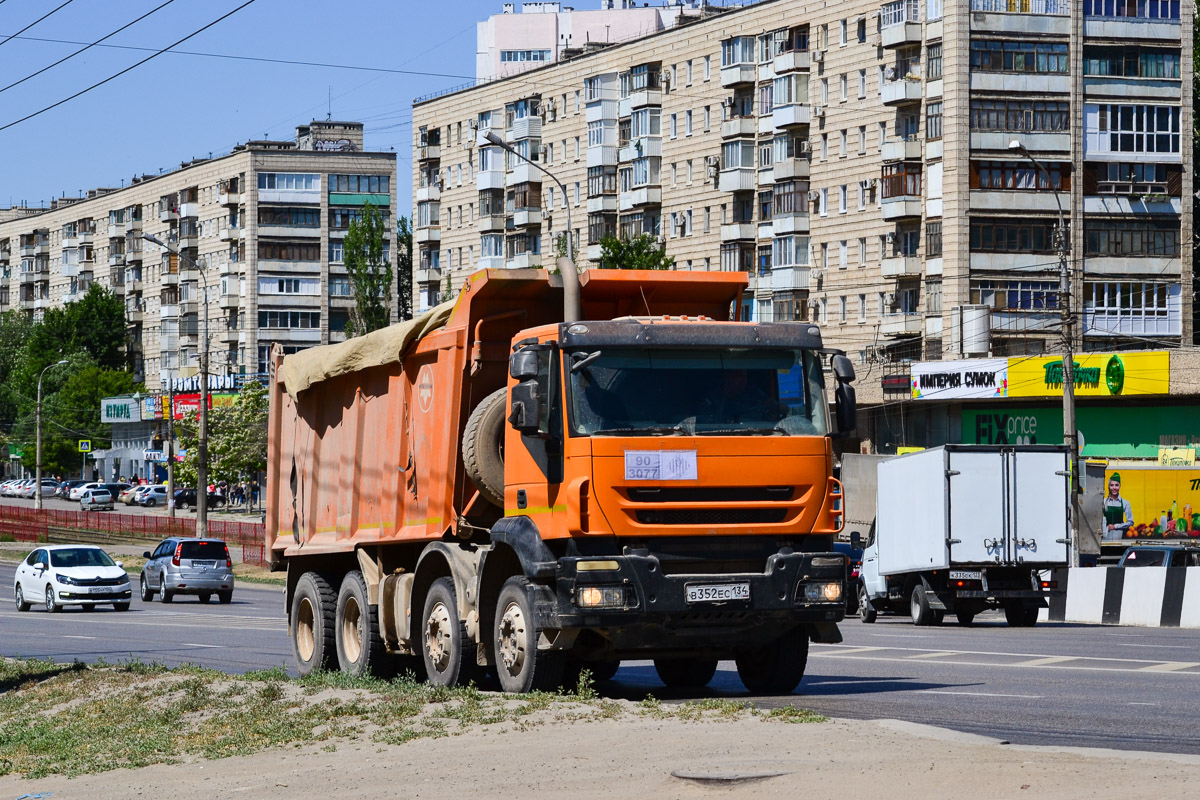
xmin=1010 ymin=448 xmax=1070 ymax=564
xmin=947 ymin=449 xmax=1007 ymax=564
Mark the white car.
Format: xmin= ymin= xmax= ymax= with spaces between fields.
xmin=69 ymin=482 xmax=102 ymax=501
xmin=79 ymin=488 xmax=115 ymax=512
xmin=137 ymin=485 xmax=169 ymax=507
xmin=19 ymin=479 xmax=61 ymax=499
xmin=3 ymin=479 xmax=31 ymax=497
xmin=13 ymin=545 xmax=133 ymax=612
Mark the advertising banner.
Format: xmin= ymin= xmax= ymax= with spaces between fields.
xmin=1007 ymin=352 xmax=1169 ymax=398
xmin=101 ymin=396 xmax=141 ymax=423
xmin=142 ymin=396 xmax=163 ymax=421
xmin=172 ymin=393 xmax=237 ymax=420
xmin=962 ymin=405 xmax=1200 ymax=459
xmin=1101 ymin=465 xmax=1200 ymax=540
xmin=910 ymin=359 xmax=1008 ymax=400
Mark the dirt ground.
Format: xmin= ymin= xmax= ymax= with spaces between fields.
xmin=2 ymin=713 xmax=1196 ymax=799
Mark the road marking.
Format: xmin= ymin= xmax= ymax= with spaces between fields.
xmin=1139 ymin=662 xmax=1200 ymax=672
xmin=919 ymin=690 xmax=1042 ymax=699
xmin=181 ymin=643 xmax=223 ymax=648
xmin=826 ymin=646 xmax=884 ymax=656
xmin=1119 ymin=644 xmax=1196 ymax=650
xmin=867 ymin=633 xmax=936 ymax=638
xmin=1128 ymin=702 xmax=1160 ymax=706
xmin=63 ymin=635 xmax=96 ymax=640
xmin=905 ymin=651 xmax=957 ymax=660
xmin=1018 ymin=656 xmax=1078 ymax=667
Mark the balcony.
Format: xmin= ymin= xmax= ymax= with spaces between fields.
xmin=125 ymin=249 xmax=143 ymax=262
xmin=1083 ymin=15 xmax=1179 ymax=42
xmin=414 ymin=226 xmax=441 ymax=244
xmin=970 ymin=132 xmax=1070 ymax=152
xmin=478 ymin=256 xmax=505 ymax=270
xmin=107 ymin=222 xmax=125 ymax=238
xmin=721 ymin=63 xmax=756 ymax=88
xmin=587 ymin=145 xmax=618 ymax=167
xmin=218 ymin=188 xmax=241 ymax=206
xmin=586 ymin=99 xmax=620 ymax=122
xmin=62 ymin=264 xmax=79 ymax=278
xmin=418 ymin=144 xmax=441 ymax=162
xmin=512 ymin=208 xmax=542 ymax=228
xmin=619 ymin=136 xmax=662 ymax=162
xmin=882 ymin=139 xmax=923 ymax=162
xmin=774 ymin=50 xmax=810 ymax=73
xmin=880 ymin=0 xmax=921 ymax=46
xmin=881 ymin=197 xmax=923 ymax=220
xmin=720 ymin=223 xmax=756 ymax=241
xmin=772 ymin=211 xmax=811 ymax=236
xmin=177 ymin=232 xmax=198 ymax=250
xmin=160 ymin=304 xmax=180 ymax=318
xmin=770 ymin=266 xmax=810 ymax=291
xmin=772 ymin=103 xmax=811 ymax=129
xmin=477 ymin=168 xmax=506 ymax=191
xmin=506 ymin=162 xmax=542 ymax=187
xmin=586 ymin=244 xmax=604 ymax=262
xmin=587 ymin=195 xmax=618 ymax=213
xmin=881 ymin=79 xmax=922 ymax=106
xmin=220 ymin=226 xmax=241 ymax=243
xmin=416 ymin=185 xmax=440 ymax=203
xmin=125 ymin=310 xmax=143 ymax=326
xmin=178 ymin=203 xmax=199 ymax=219
xmin=62 ymin=236 xmax=78 ymax=250
xmin=416 ymin=267 xmax=442 ymax=284
xmin=880 ymin=312 xmax=922 ymax=336
xmin=971 ymin=191 xmax=1069 ymax=213
xmin=880 ymin=255 xmax=922 ymax=277
xmin=507 ymin=116 xmax=542 ymax=142
xmin=505 ymin=253 xmax=541 ymax=269
xmin=219 ymin=330 xmax=241 ymax=345
xmin=630 ymin=88 xmax=661 ymax=109
xmin=219 ymin=291 xmax=240 ymax=309
xmin=618 ymin=186 xmax=662 ymax=210
xmin=970 ymin=72 xmax=1069 ymax=94
xmin=970 ymin=0 xmax=1069 ymax=36
xmin=773 ymin=157 xmax=810 ymax=181
xmin=126 ymin=279 xmax=143 ymax=293
xmin=718 ymin=167 xmax=756 ymax=193
xmin=159 ymin=205 xmax=178 ymax=222
xmin=478 ymin=213 xmax=507 ymax=233
xmin=721 ymin=117 xmax=757 ymax=139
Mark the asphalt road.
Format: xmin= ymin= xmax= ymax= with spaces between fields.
xmin=3 ymin=558 xmax=1197 ymax=754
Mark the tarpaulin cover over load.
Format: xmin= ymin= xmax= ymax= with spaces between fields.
xmin=278 ymin=299 xmax=457 ymax=401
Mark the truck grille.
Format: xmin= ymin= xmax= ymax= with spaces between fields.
xmin=625 ymin=486 xmax=794 ymax=503
xmin=634 ymin=508 xmax=787 ymax=526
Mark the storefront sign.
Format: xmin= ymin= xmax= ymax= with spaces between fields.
xmin=963 ymin=405 xmax=1200 ymax=459
xmin=101 ymin=396 xmax=141 ymax=423
xmin=910 ymin=359 xmax=1008 ymax=400
xmin=172 ymin=393 xmax=237 ymax=420
xmin=1157 ymin=448 xmax=1196 ymax=466
xmin=1007 ymin=352 xmax=1169 ymax=398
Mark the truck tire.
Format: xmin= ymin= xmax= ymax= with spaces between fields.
xmin=493 ymin=576 xmax=565 ymax=693
xmin=654 ymin=659 xmax=718 ymax=689
xmin=735 ymin=627 xmax=809 ymax=694
xmin=1004 ymin=603 xmax=1039 ymax=627
xmin=422 ymin=577 xmax=479 ymax=687
xmin=291 ymin=572 xmax=337 ymax=676
xmin=462 ymin=388 xmax=507 ymax=507
xmin=909 ymin=584 xmax=935 ymax=626
xmin=858 ymin=583 xmax=877 ymax=623
xmin=955 ymin=609 xmax=976 ymax=626
xmin=336 ymin=570 xmax=393 ymax=679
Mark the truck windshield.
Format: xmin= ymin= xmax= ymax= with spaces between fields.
xmin=567 ymin=348 xmax=829 ymax=437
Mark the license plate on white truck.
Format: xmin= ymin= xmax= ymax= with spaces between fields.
xmin=685 ymin=583 xmax=750 ymax=604
xmin=949 ymin=570 xmax=982 ymax=580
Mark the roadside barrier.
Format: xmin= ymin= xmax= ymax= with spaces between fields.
xmin=0 ymin=505 xmax=267 ymax=566
xmin=1047 ymin=567 xmax=1200 ymax=628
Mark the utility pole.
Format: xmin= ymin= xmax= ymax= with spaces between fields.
xmin=35 ymin=360 xmax=70 ymax=511
xmin=166 ymin=386 xmax=176 ymax=518
xmin=1010 ymin=140 xmax=1079 ymax=567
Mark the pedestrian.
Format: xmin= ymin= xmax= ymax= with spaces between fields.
xmin=251 ymin=480 xmax=260 ymax=509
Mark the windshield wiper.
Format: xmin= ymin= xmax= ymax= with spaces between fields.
xmin=591 ymin=425 xmax=687 ymax=436
xmin=693 ymin=426 xmax=787 ymax=436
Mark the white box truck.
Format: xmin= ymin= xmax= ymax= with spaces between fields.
xmin=857 ymin=445 xmax=1069 ymax=626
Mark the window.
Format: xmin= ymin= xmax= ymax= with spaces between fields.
xmin=329 ymin=174 xmax=389 ymax=193
xmin=685 ymin=110 xmax=693 ymax=136
xmin=499 ymin=49 xmax=552 ymax=62
xmin=839 ymin=296 xmax=847 ymax=323
xmin=722 ymin=36 xmax=755 ymax=66
xmin=631 ymin=157 xmax=660 ymax=187
xmin=773 ymin=181 xmax=805 ymax=214
xmin=669 ymin=114 xmax=677 ymax=138
xmin=772 ymin=235 xmax=810 ymax=267
xmin=587 ymin=213 xmax=616 ymax=244
xmin=1090 ymin=162 xmax=1174 ymax=194
xmin=1082 ymin=0 xmax=1180 ymax=20
xmin=881 ymin=164 xmax=922 ymax=198
xmin=1085 ymin=103 xmax=1181 ymax=155
xmin=481 ymin=234 xmax=504 ymax=259
xmin=926 ymin=280 xmax=943 ymax=314
xmin=969 ymin=219 xmax=1062 ymax=253
xmin=839 ymin=73 xmax=847 ymax=101
xmin=819 ymin=187 xmax=829 ymax=216
xmin=858 ymin=70 xmax=867 ymax=98
xmin=970 ymin=40 xmax=1069 ymax=74
xmin=858 ymin=125 xmax=867 ymax=155
xmin=927 ymin=43 xmax=942 ymax=80
xmin=928 ymin=0 xmax=943 ymax=20
xmin=879 ymin=121 xmax=888 ymax=147
xmin=820 ymin=243 xmax=829 ymax=268
xmin=258 ymin=277 xmax=319 ymax=295
xmin=970 ymin=280 xmax=1059 ymax=311
xmin=415 ymin=201 xmax=440 ymax=228
xmin=258 ymin=310 xmax=321 ymax=328
xmin=258 ymin=242 xmax=320 ymax=260
xmin=759 ymin=84 xmax=775 ymax=116
xmin=971 ymin=160 xmax=1069 ymax=190
xmin=1085 ymin=218 xmax=1181 ymax=257
xmin=839 ymin=129 xmax=847 ymax=157
xmin=839 ymin=19 xmax=848 ymax=45
xmin=970 ymin=99 xmax=1070 ymax=132
xmin=704 ymin=55 xmax=711 ymax=80
xmin=926 ymin=221 xmax=943 ymax=257
xmin=630 ymin=108 xmax=661 ymax=138
xmin=859 ymin=237 xmax=868 ymax=265
xmin=881 ymin=0 xmax=920 ymax=26
xmin=839 ymin=240 xmax=848 ymax=268
xmin=758 ymin=190 xmax=774 ymax=222
xmin=704 ymin=106 xmax=711 ymax=131
xmin=329 ymin=277 xmax=351 ymax=297
xmin=926 ymin=101 xmax=943 ymax=140
xmin=722 ymin=140 xmax=756 ymax=168
xmin=720 ymin=242 xmax=755 ymax=272
xmin=820 ymin=78 xmax=829 ymax=105
xmin=838 ymin=185 xmax=848 ymax=214
xmin=686 ymin=60 xmax=693 ymax=85
xmin=1086 ymin=282 xmax=1175 ymax=319
xmin=759 ymin=141 xmax=774 ymax=169
xmin=820 ymin=133 xmax=828 ymax=160
xmin=258 ymin=172 xmax=319 ymax=191
xmin=1083 ymin=46 xmax=1180 ymax=78
xmin=773 ymin=73 xmax=808 ymax=105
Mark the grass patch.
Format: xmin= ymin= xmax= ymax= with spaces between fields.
xmin=0 ymin=657 xmax=825 ymax=779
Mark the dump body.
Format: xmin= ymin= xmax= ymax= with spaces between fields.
xmin=267 ymin=268 xmax=855 ymax=691
xmin=860 ymin=445 xmax=1069 ymax=626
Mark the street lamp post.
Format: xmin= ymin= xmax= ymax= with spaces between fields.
xmin=35 ymin=359 xmax=70 ymax=510
xmin=1009 ymin=140 xmax=1079 ymax=567
xmin=480 ymin=130 xmax=580 ymax=322
xmin=144 ymin=233 xmax=210 ymax=538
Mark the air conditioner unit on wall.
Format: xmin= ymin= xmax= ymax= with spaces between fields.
xmin=808 ymin=190 xmax=821 ymax=201
xmin=812 ymin=50 xmax=824 ymax=63
xmin=813 ymin=106 xmax=825 ymax=118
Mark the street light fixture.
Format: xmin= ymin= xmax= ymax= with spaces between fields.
xmin=35 ymin=359 xmax=70 ymax=511
xmin=1009 ymin=139 xmax=1079 ymax=567
xmin=143 ymin=232 xmax=211 ymax=538
xmin=479 ymin=129 xmax=580 ymax=321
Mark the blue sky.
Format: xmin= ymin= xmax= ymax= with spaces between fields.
xmin=0 ymin=0 xmax=502 ymax=218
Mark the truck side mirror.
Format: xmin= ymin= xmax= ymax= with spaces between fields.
xmin=509 ymin=350 xmax=540 ymax=381
xmin=831 ymin=354 xmax=856 ymax=383
xmin=833 ymin=381 xmax=857 ymax=437
xmin=851 ymin=530 xmax=862 ymax=550
xmin=509 ymin=380 xmax=548 ymax=436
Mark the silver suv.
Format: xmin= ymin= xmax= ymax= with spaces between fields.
xmin=140 ymin=538 xmax=235 ymax=603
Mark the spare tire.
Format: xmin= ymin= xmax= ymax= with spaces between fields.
xmin=462 ymin=388 xmax=507 ymax=507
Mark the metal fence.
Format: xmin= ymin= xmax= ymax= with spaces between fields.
xmin=0 ymin=506 xmax=267 ymax=566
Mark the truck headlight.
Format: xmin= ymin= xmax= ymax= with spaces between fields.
xmin=576 ymin=585 xmax=626 ymax=608
xmin=801 ymin=582 xmax=842 ymax=603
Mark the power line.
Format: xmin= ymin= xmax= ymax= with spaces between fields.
xmin=0 ymin=0 xmax=78 ymax=50
xmin=0 ymin=0 xmax=260 ymax=134
xmin=0 ymin=0 xmax=180 ymax=97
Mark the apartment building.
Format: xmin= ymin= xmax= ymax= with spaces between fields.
xmin=412 ymin=0 xmax=1193 ymax=403
xmin=0 ymin=121 xmax=397 ymax=390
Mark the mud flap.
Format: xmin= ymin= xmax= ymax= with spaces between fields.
xmin=807 ymin=622 xmax=842 ymax=644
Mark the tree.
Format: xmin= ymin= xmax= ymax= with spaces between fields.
xmin=396 ymin=215 xmax=413 ymax=322
xmin=175 ymin=382 xmax=268 ymax=488
xmin=596 ymin=234 xmax=674 ymax=271
xmin=344 ymin=202 xmax=393 ymax=336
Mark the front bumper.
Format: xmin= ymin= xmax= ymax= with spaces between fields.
xmin=57 ymin=588 xmax=132 ymax=602
xmin=537 ymin=550 xmax=846 ymax=651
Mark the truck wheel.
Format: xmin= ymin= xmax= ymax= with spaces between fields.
xmin=909 ymin=584 xmax=935 ymax=626
xmin=735 ymin=627 xmax=809 ymax=694
xmin=422 ymin=577 xmax=479 ymax=687
xmin=335 ymin=570 xmax=393 ymax=678
xmin=858 ymin=584 xmax=876 ymax=623
xmin=1022 ymin=608 xmax=1040 ymax=627
xmin=291 ymin=572 xmax=337 ymax=676
xmin=1005 ymin=604 xmax=1039 ymax=627
xmin=462 ymin=388 xmax=507 ymax=507
xmin=955 ymin=609 xmax=976 ymax=626
xmin=654 ymin=659 xmax=717 ymax=689
xmin=493 ymin=576 xmax=564 ymax=693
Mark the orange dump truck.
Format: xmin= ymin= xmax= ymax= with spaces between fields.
xmin=266 ymin=268 xmax=857 ymax=693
